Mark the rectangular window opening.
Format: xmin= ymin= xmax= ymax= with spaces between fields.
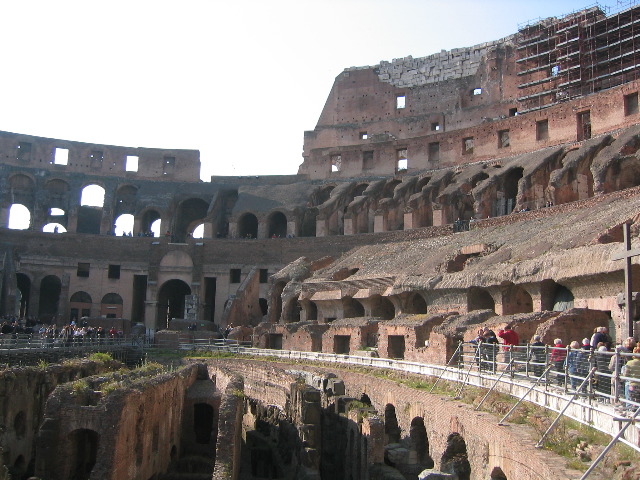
xmin=428 ymin=142 xmax=440 ymax=162
xmin=126 ymin=155 xmax=139 ymax=172
xmin=431 ymin=122 xmax=440 ymax=131
xmin=108 ymin=264 xmax=121 ymax=279
xmin=259 ymin=269 xmax=269 ymax=283
xmin=498 ymin=130 xmax=510 ymax=149
xmin=359 ymin=132 xmax=368 ymax=140
xmin=624 ymin=92 xmax=638 ymax=116
xmin=577 ymin=111 xmax=591 ymax=141
xmin=54 ymin=147 xmax=69 ymax=165
xmin=463 ymin=137 xmax=474 ymax=155
xmin=330 ymin=154 xmax=342 ymax=173
xmin=396 ymin=94 xmax=406 ymax=109
xmin=17 ymin=142 xmax=32 ymax=162
xmin=230 ymin=269 xmax=241 ymax=284
xmin=472 ymin=88 xmax=482 ymax=96
xmin=509 ymin=107 xmax=518 ymax=117
xmin=396 ymin=149 xmax=408 ymax=172
xmin=362 ymin=151 xmax=374 ymax=170
xmin=536 ymin=119 xmax=549 ymax=141
xmin=77 ymin=262 xmax=90 ymax=278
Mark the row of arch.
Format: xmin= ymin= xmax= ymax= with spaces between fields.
xmin=273 ymin=280 xmax=574 ymax=323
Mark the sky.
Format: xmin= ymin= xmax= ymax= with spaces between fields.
xmin=0 ymin=0 xmax=627 ymax=181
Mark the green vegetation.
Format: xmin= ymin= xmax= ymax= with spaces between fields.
xmin=88 ymin=352 xmax=113 ymax=363
xmin=71 ymin=379 xmax=91 ymax=396
xmin=36 ymin=359 xmax=49 ymax=370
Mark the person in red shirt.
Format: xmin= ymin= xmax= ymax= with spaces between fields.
xmin=498 ymin=325 xmax=520 ymax=369
xmin=550 ymin=338 xmax=567 ymax=385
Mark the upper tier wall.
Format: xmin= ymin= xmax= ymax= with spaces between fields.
xmin=0 ymin=130 xmax=201 ymax=182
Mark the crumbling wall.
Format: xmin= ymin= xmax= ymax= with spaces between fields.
xmin=35 ymin=363 xmax=199 ymax=480
xmin=0 ymin=359 xmax=117 ymax=479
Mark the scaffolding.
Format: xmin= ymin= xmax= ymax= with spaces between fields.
xmin=516 ymin=2 xmax=640 ymax=114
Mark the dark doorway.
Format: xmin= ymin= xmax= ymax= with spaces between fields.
xmin=132 ymin=275 xmax=148 ymax=323
xmin=259 ymin=298 xmax=268 ymax=316
xmin=388 ymin=335 xmax=406 ymax=359
xmin=334 ymin=335 xmax=351 ymax=354
xmin=76 ymin=206 xmax=102 ymax=234
xmin=238 ymin=213 xmax=258 ymax=239
xmin=467 ymin=287 xmax=495 ymax=313
xmin=204 ymin=277 xmax=217 ymax=322
xmin=157 ymin=279 xmax=192 ymax=328
xmin=267 ymin=212 xmax=287 ymax=238
xmin=268 ymin=334 xmax=283 ymax=349
xmin=66 ymin=429 xmax=99 ymax=480
xmin=194 ymin=403 xmax=214 ymax=444
xmin=16 ymin=273 xmax=31 ymax=318
xmin=38 ymin=275 xmax=61 ymax=321
xmin=384 ymin=404 xmax=401 ymax=443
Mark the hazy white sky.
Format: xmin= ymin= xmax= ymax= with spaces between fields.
xmin=0 ymin=0 xmax=615 ymax=180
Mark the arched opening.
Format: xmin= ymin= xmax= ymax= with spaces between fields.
xmin=14 ymin=411 xmax=26 ymax=439
xmin=384 ymin=404 xmax=401 ymax=444
xmin=7 ymin=203 xmax=30 ymax=229
xmin=441 ymin=433 xmax=471 ymax=480
xmin=383 ymin=179 xmax=401 ymax=198
xmin=541 ymin=279 xmax=575 ymax=312
xmin=300 ymin=208 xmax=318 ymax=237
xmin=238 ymin=213 xmax=258 ymax=239
xmin=370 ymin=295 xmax=395 ymax=320
xmin=141 ymin=210 xmax=161 ymax=237
xmin=101 ymin=293 xmax=123 ymax=318
xmin=114 ymin=214 xmax=134 ymax=236
xmin=175 ymin=198 xmax=209 ymax=243
xmin=343 ymin=297 xmax=365 ymax=318
xmin=353 ymin=183 xmax=369 ymax=197
xmin=38 ymin=275 xmax=61 ymax=322
xmin=70 ymin=291 xmax=92 ymax=322
xmin=405 ymin=293 xmax=427 ymax=314
xmin=9 ymin=174 xmax=35 ymax=207
xmin=78 ymin=184 xmax=105 ymax=234
xmin=80 ymin=184 xmax=105 ymax=207
xmin=410 ymin=417 xmax=433 ymax=467
xmin=192 ymin=223 xmax=204 ymax=238
xmin=490 ymin=466 xmax=508 ymax=480
xmin=43 ymin=223 xmax=67 ymax=233
xmin=157 ymin=279 xmax=192 ymax=328
xmin=502 ymin=167 xmax=523 ymax=215
xmin=304 ymin=300 xmax=318 ymax=321
xmin=66 ymin=429 xmax=99 ymax=480
xmin=282 ymin=298 xmax=301 ymax=323
xmin=501 ymin=283 xmax=533 ymax=315
xmin=16 ymin=274 xmax=31 ymax=318
xmin=467 ymin=287 xmax=495 ymax=313
xmin=194 ymin=403 xmax=214 ymax=444
xmin=310 ymin=185 xmax=335 ymax=206
xmin=259 ymin=298 xmax=268 ymax=316
xmin=267 ymin=211 xmax=287 ymax=238
xmin=12 ymin=455 xmax=26 ymax=477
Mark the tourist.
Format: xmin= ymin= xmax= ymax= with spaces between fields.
xmin=591 ymin=326 xmax=612 ymax=350
xmin=529 ymin=335 xmax=546 ymax=378
xmin=566 ymin=341 xmax=582 ymax=389
xmin=592 ymin=345 xmax=612 ymax=399
xmin=549 ymin=338 xmax=567 ymax=385
xmin=480 ymin=328 xmax=499 ymax=372
xmin=622 ymin=343 xmax=640 ymax=407
xmin=498 ymin=325 xmax=519 ymax=369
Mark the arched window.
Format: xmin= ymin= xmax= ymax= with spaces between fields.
xmin=7 ymin=204 xmax=30 ymax=229
xmin=114 ymin=214 xmax=134 ymax=236
xmin=80 ymin=184 xmax=105 ymax=207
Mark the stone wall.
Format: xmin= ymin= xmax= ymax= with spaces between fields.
xmin=35 ymin=364 xmax=199 ymax=480
xmin=0 ymin=359 xmax=117 ymax=479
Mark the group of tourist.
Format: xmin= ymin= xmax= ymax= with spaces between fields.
xmin=472 ymin=325 xmax=640 ymax=410
xmin=0 ymin=316 xmax=124 ymax=346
